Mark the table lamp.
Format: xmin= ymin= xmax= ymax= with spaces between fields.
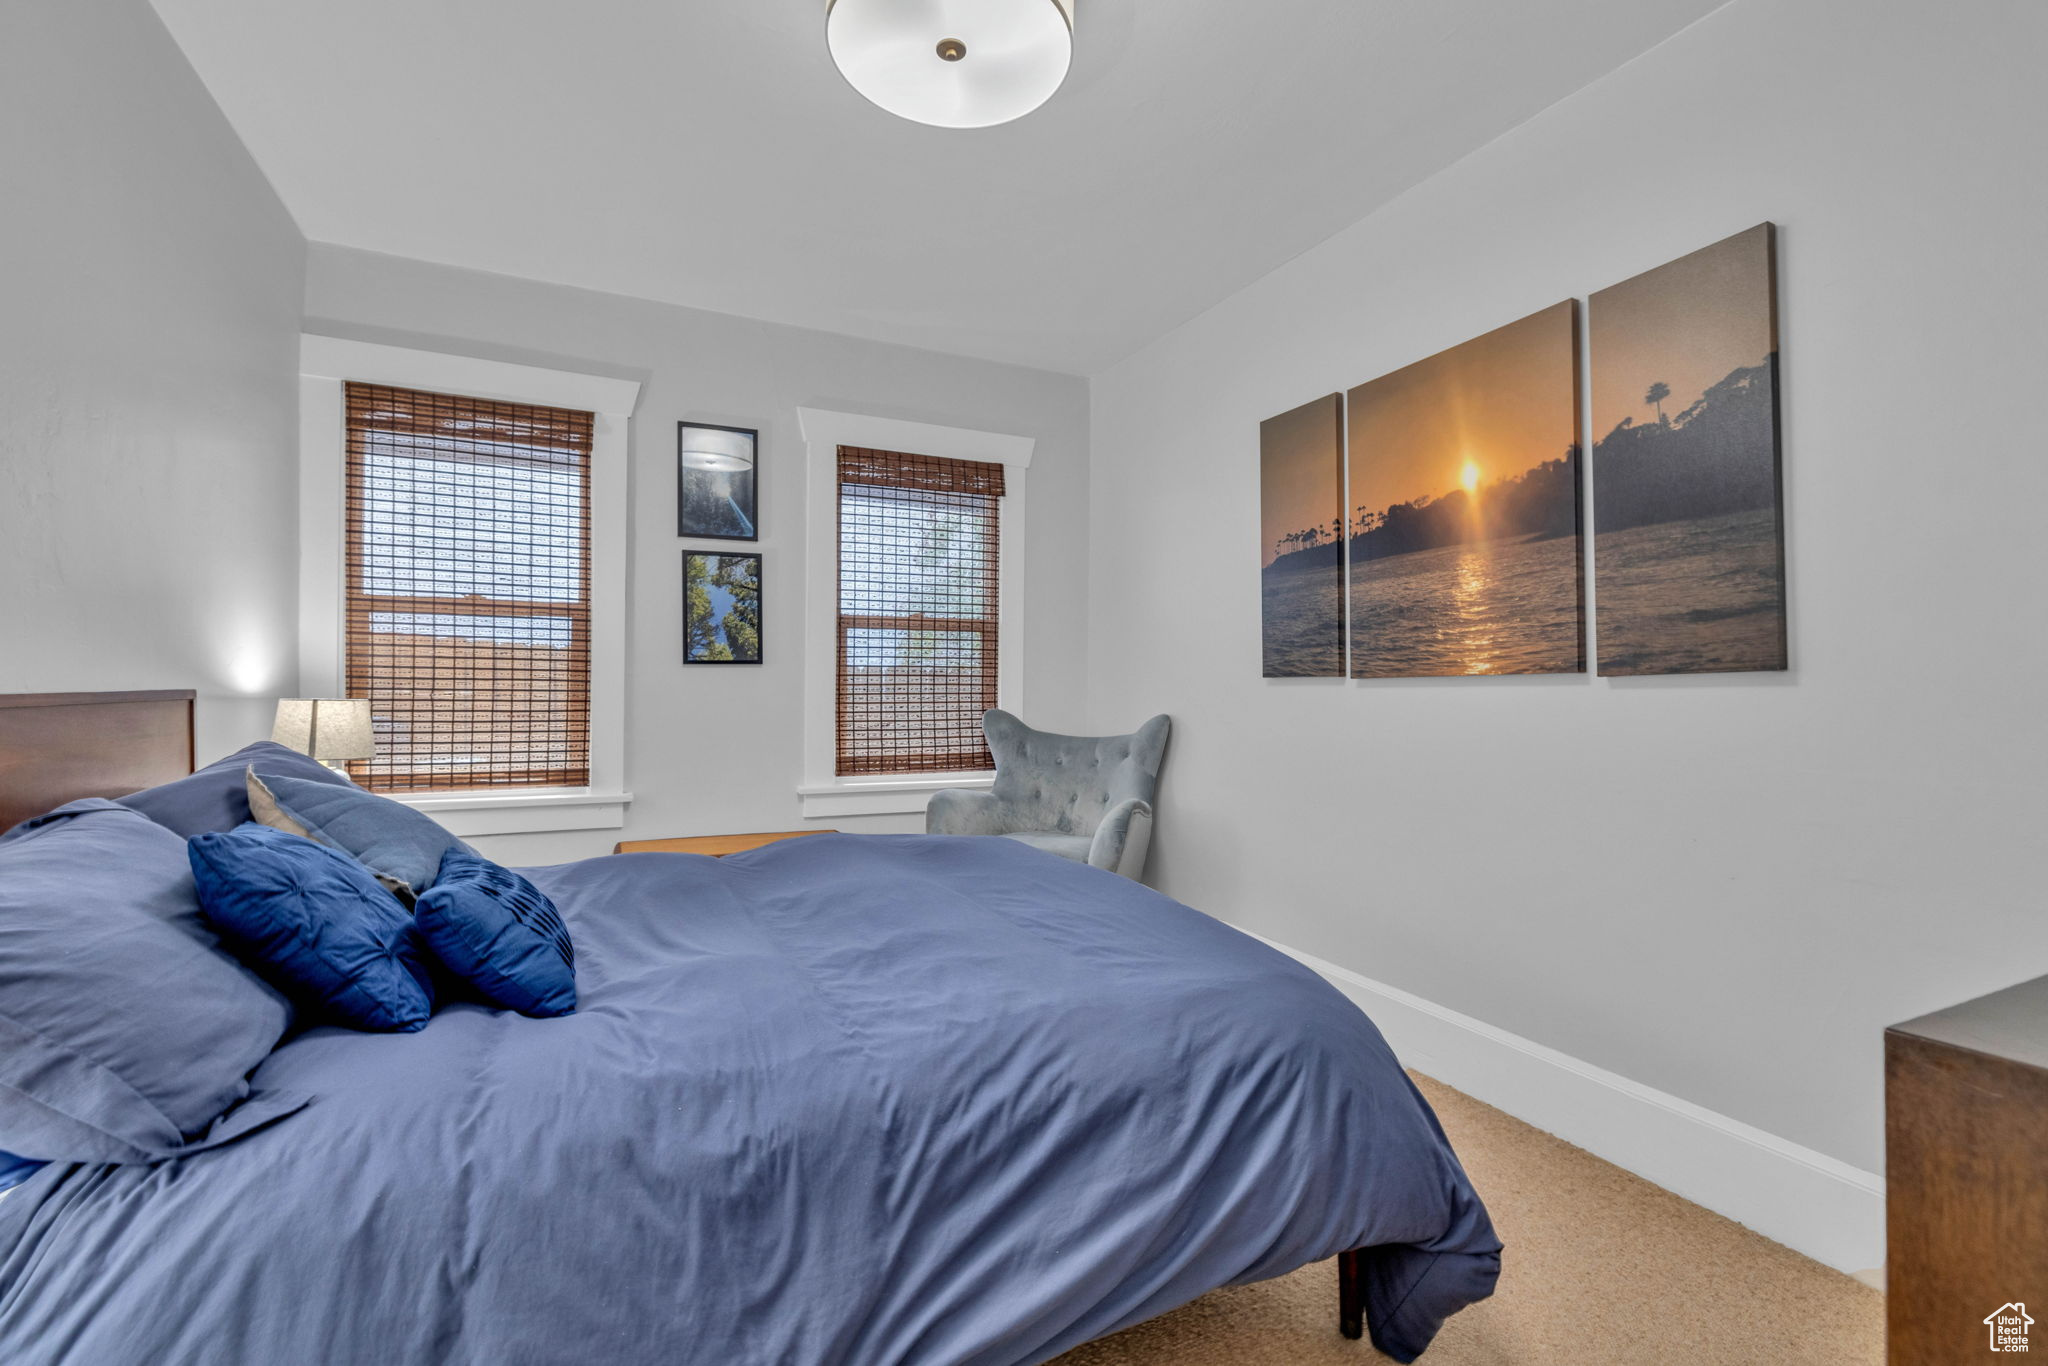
xmin=271 ymin=698 xmax=375 ymax=772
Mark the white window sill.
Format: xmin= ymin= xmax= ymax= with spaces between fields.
xmin=797 ymin=775 xmax=992 ymax=819
xmin=396 ymin=789 xmax=633 ymax=838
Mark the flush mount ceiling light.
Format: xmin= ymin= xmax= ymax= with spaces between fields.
xmin=826 ymin=0 xmax=1075 ymax=129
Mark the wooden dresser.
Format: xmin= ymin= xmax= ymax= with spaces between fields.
xmin=1888 ymin=973 xmax=2048 ymax=1363
xmin=612 ymin=830 xmax=835 ymax=857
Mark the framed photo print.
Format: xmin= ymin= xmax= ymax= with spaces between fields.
xmin=678 ymin=421 xmax=758 ymax=540
xmin=684 ymin=552 xmax=762 ymax=664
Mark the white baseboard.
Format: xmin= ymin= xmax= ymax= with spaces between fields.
xmin=1240 ymin=929 xmax=1885 ymax=1276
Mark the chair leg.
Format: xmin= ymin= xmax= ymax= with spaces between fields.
xmin=1338 ymin=1248 xmax=1365 ymax=1340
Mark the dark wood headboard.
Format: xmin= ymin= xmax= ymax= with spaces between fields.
xmin=0 ymin=690 xmax=196 ymax=832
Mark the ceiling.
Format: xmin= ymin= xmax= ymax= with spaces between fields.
xmin=149 ymin=0 xmax=1727 ymax=375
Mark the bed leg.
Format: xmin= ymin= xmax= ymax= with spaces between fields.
xmin=1338 ymin=1248 xmax=1365 ymax=1341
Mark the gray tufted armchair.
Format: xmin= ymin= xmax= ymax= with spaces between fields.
xmin=926 ymin=710 xmax=1172 ymax=880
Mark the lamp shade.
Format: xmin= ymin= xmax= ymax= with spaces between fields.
xmin=826 ymin=0 xmax=1075 ymax=130
xmin=679 ymin=426 xmax=756 ymax=473
xmin=272 ymin=699 xmax=375 ymax=763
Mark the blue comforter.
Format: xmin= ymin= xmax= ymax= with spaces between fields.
xmin=0 ymin=835 xmax=1497 ymax=1364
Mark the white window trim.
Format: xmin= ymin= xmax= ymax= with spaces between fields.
xmin=796 ymin=407 xmax=1033 ymax=819
xmin=298 ymin=334 xmax=640 ymax=837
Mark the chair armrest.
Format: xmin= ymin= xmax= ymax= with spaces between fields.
xmin=926 ymin=787 xmax=1007 ymax=837
xmin=1088 ymin=798 xmax=1155 ymax=879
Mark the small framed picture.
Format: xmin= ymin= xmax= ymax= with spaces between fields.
xmin=684 ymin=552 xmax=762 ymax=664
xmin=678 ymin=421 xmax=758 ymax=540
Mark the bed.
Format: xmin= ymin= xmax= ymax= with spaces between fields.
xmin=0 ymin=691 xmax=1499 ymax=1364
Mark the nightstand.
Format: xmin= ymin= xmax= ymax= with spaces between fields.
xmin=1888 ymin=973 xmax=2048 ymax=1362
xmin=611 ymin=830 xmax=837 ymax=857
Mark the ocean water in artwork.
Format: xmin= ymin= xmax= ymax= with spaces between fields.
xmin=1350 ymin=532 xmax=1583 ymax=677
xmin=1261 ymin=560 xmax=1344 ymax=676
xmin=1595 ymin=507 xmax=1785 ymax=675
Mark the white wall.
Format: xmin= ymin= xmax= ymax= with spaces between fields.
xmin=0 ymin=0 xmax=306 ymax=752
xmin=304 ymin=245 xmax=1091 ymax=864
xmin=1087 ymin=0 xmax=2048 ymax=1178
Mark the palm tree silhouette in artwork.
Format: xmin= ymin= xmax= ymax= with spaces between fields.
xmin=1645 ymin=381 xmax=1671 ymax=426
xmin=1594 ymin=358 xmax=1779 ymax=535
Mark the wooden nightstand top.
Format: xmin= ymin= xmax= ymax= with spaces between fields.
xmin=612 ymin=830 xmax=837 ymax=857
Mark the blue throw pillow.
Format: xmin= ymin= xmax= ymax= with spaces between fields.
xmin=188 ymin=824 xmax=436 ymax=1033
xmin=0 ymin=801 xmax=292 ymax=1162
xmin=246 ymin=770 xmax=471 ymax=905
xmin=121 ymin=741 xmax=355 ymax=838
xmin=414 ymin=849 xmax=576 ymax=1018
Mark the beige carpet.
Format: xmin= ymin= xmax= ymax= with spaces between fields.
xmin=1051 ymin=1074 xmax=1883 ymax=1365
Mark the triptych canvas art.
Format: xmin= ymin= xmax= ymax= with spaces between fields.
xmin=1261 ymin=223 xmax=1784 ymax=679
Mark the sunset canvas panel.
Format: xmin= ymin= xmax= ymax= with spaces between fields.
xmin=1345 ymin=301 xmax=1584 ymax=678
xmin=1259 ymin=393 xmax=1345 ymax=677
xmin=1590 ymin=222 xmax=1786 ymax=675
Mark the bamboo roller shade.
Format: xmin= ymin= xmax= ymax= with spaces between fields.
xmin=344 ymin=382 xmax=594 ymax=792
xmin=836 ymin=446 xmax=1005 ymax=776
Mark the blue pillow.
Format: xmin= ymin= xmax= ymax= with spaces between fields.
xmin=0 ymin=801 xmax=292 ymax=1162
xmin=121 ymin=741 xmax=355 ymax=838
xmin=414 ymin=849 xmax=576 ymax=1018
xmin=188 ymin=824 xmax=436 ymax=1033
xmin=247 ymin=770 xmax=471 ymax=904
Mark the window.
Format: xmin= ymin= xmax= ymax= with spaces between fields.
xmin=836 ymin=446 xmax=1005 ymax=776
xmin=343 ymin=382 xmax=593 ymax=792
xmin=796 ymin=407 xmax=1030 ymax=817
